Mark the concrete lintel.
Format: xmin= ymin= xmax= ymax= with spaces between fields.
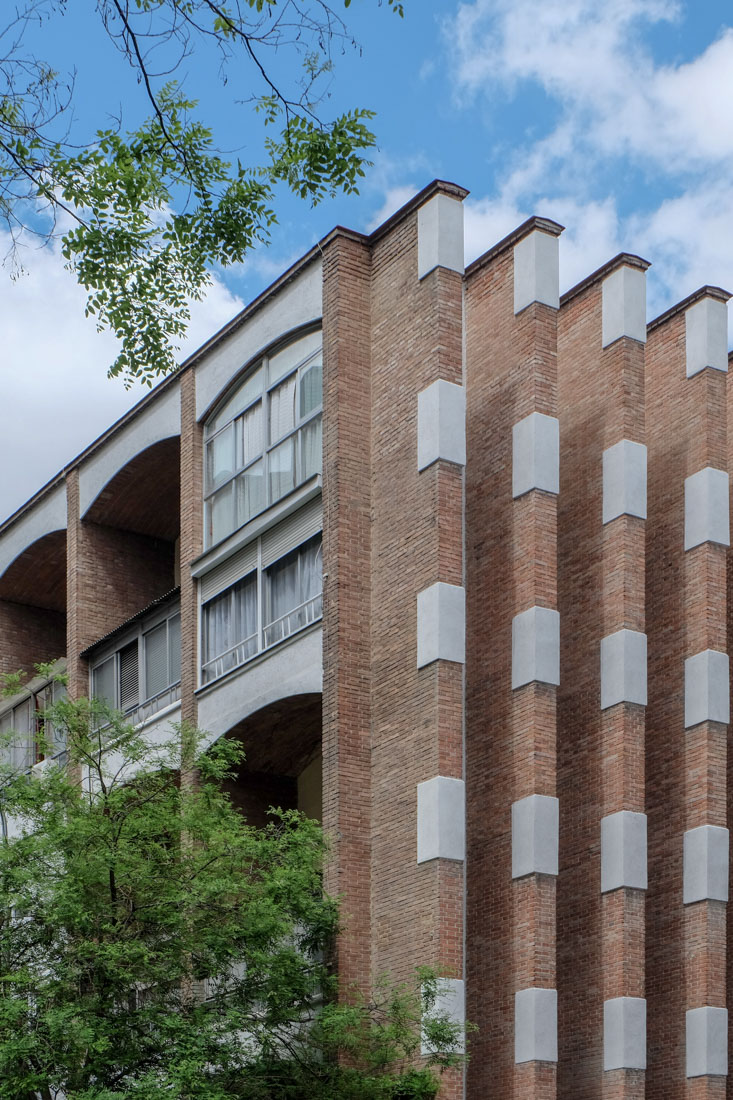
xmin=512 ymin=606 xmax=560 ymax=689
xmin=515 ymin=987 xmax=558 ymax=1064
xmin=417 ymin=193 xmax=464 ymax=279
xmin=601 ymin=810 xmax=647 ymax=893
xmin=686 ymin=295 xmax=729 ymax=377
xmin=514 ymin=230 xmax=560 ymax=313
xmin=512 ymin=794 xmax=559 ymax=878
xmin=602 ymin=265 xmax=647 ymax=347
xmin=417 ymin=776 xmax=465 ymax=863
xmin=417 ymin=582 xmax=466 ymax=668
xmin=685 ymin=649 xmax=730 ymax=728
xmin=684 ymin=825 xmax=729 ymax=904
xmin=512 ymin=412 xmax=559 ymax=497
xmin=602 ymin=439 xmax=647 ymax=523
xmin=417 ymin=380 xmax=466 ymax=470
xmin=600 ymin=629 xmax=647 ymax=709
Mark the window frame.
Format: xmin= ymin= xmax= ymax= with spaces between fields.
xmin=89 ymin=606 xmax=182 ymax=718
xmin=0 ymin=668 xmax=68 ymax=772
xmin=200 ymin=532 xmax=323 ymax=687
xmin=203 ymin=332 xmax=323 ymax=548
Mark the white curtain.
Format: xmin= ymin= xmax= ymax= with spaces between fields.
xmin=299 ymin=359 xmax=322 ymax=418
xmin=204 ymin=575 xmax=257 ymax=681
xmin=236 ymin=460 xmax=265 ymax=525
xmin=238 ymin=400 xmax=263 ymax=468
xmin=269 ymin=375 xmax=296 ymax=443
xmin=268 ymin=437 xmax=295 ymax=504
xmin=300 ymin=416 xmax=322 ymax=482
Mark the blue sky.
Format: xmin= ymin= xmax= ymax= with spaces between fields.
xmin=2 ymin=0 xmax=733 ymax=519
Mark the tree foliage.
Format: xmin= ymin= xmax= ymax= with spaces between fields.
xmin=0 ymin=694 xmax=464 ymax=1099
xmin=0 ymin=0 xmax=404 ymax=386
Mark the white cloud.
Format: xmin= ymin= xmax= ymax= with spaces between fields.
xmin=0 ymin=237 xmax=242 ymax=525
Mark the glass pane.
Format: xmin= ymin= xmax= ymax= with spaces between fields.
xmin=208 ymin=483 xmax=235 ymax=546
xmin=301 ymin=537 xmax=323 ymax=603
xmin=299 ymin=357 xmax=322 ymax=419
xmin=268 ymin=331 xmax=321 ymax=386
xmin=206 ymin=424 xmax=235 ymax=493
xmin=92 ymin=657 xmax=116 ymax=707
xmin=266 ymin=548 xmax=300 ymax=627
xmin=233 ymin=575 xmax=258 ymax=645
xmin=144 ymin=623 xmax=169 ymax=700
xmin=206 ymin=366 xmax=263 ymax=435
xmin=236 ymin=401 xmax=264 ymax=469
xmin=202 ymin=576 xmax=257 ymax=683
xmin=300 ymin=416 xmax=322 ymax=482
xmin=10 ymin=700 xmax=33 ymax=771
xmin=269 ymin=375 xmax=296 ymax=444
xmin=236 ymin=460 xmax=265 ymax=526
xmin=268 ymin=437 xmax=296 ymax=504
xmin=168 ymin=614 xmax=181 ymax=685
xmin=119 ymin=642 xmax=139 ymax=713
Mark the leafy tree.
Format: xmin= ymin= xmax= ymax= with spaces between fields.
xmin=0 ymin=0 xmax=404 ymax=386
xmin=0 ymin=693 xmax=464 ymax=1099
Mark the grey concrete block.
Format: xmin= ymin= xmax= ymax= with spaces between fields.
xmin=512 ymin=606 xmax=560 ymax=689
xmin=421 ymin=978 xmax=465 ymax=1055
xmin=417 ymin=776 xmax=465 ymax=864
xmin=602 ymin=439 xmax=647 ymax=523
xmin=603 ymin=997 xmax=647 ymax=1071
xmin=515 ymin=987 xmax=558 ymax=1063
xmin=512 ymin=794 xmax=559 ymax=878
xmin=417 ymin=380 xmax=466 ymax=471
xmin=684 ymin=467 xmax=730 ymax=550
xmin=512 ymin=412 xmax=560 ymax=497
xmin=687 ymin=1006 xmax=728 ymax=1077
xmin=601 ymin=811 xmax=647 ymax=893
xmin=514 ymin=230 xmax=560 ymax=314
xmin=417 ymin=194 xmax=464 ymax=279
xmin=684 ymin=825 xmax=729 ymax=904
xmin=685 ymin=649 xmax=730 ymax=728
xmin=417 ymin=583 xmax=466 ymax=668
xmin=600 ymin=629 xmax=647 ymax=709
xmin=686 ymin=296 xmax=729 ymax=377
xmin=602 ymin=265 xmax=647 ymax=347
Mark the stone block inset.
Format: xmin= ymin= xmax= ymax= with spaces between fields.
xmin=512 ymin=794 xmax=559 ymax=878
xmin=512 ymin=606 xmax=560 ymax=689
xmin=604 ymin=997 xmax=647 ymax=1071
xmin=600 ymin=629 xmax=647 ymax=709
xmin=601 ymin=810 xmax=647 ymax=893
xmin=602 ymin=439 xmax=647 ymax=523
xmin=684 ymin=825 xmax=729 ymax=904
xmin=686 ymin=1006 xmax=728 ymax=1078
xmin=686 ymin=296 xmax=729 ymax=377
xmin=684 ymin=467 xmax=730 ymax=550
xmin=417 ymin=583 xmax=466 ymax=669
xmin=602 ymin=265 xmax=647 ymax=347
xmin=684 ymin=649 xmax=730 ymax=728
xmin=515 ymin=987 xmax=558 ymax=1064
xmin=512 ymin=412 xmax=560 ymax=497
xmin=417 ymin=776 xmax=465 ymax=864
xmin=417 ymin=380 xmax=466 ymax=471
xmin=514 ymin=229 xmax=560 ymax=314
xmin=421 ymin=978 xmax=465 ymax=1055
xmin=417 ymin=193 xmax=464 ymax=279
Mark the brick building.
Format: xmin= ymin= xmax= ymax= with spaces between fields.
xmin=0 ymin=178 xmax=731 ymax=1097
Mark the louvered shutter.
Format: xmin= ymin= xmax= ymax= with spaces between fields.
xmin=118 ymin=642 xmax=139 ymax=712
xmin=144 ymin=623 xmax=168 ymax=700
xmin=261 ymin=497 xmax=322 ymax=567
xmin=200 ymin=541 xmax=258 ymax=603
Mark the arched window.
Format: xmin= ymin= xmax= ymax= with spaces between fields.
xmin=203 ymin=330 xmax=322 ymax=547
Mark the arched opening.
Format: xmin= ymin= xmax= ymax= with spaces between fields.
xmin=0 ymin=530 xmax=67 ymax=674
xmin=219 ymin=693 xmax=322 ymax=828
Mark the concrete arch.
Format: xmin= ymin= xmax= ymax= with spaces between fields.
xmin=0 ymin=483 xmax=66 ymax=593
xmin=197 ymin=627 xmax=322 ymax=746
xmin=79 ymin=383 xmax=180 ymax=521
xmin=0 ymin=528 xmax=67 ymax=611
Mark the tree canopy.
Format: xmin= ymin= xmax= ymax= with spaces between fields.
xmin=0 ymin=692 xmax=464 ymax=1099
xmin=0 ymin=1 xmax=403 ymax=387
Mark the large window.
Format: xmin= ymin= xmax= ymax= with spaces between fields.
xmin=91 ymin=609 xmax=181 ymax=722
xmin=0 ymin=673 xmax=68 ymax=772
xmin=201 ymin=535 xmax=322 ymax=685
xmin=204 ymin=330 xmax=322 ymax=547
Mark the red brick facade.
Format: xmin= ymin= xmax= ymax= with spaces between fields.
xmin=1 ymin=180 xmax=732 ymax=1095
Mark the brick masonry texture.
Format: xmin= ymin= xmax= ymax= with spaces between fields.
xmin=1 ymin=181 xmax=733 ymax=1098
